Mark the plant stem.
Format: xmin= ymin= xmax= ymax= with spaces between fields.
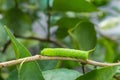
xmin=2 ymin=40 xmax=11 ymax=53
xmin=81 ymin=63 xmax=86 ymax=74
xmin=1 ymin=35 xmax=67 ymax=52
xmin=47 ymin=0 xmax=51 ymax=40
xmin=1 ymin=55 xmax=120 ymax=68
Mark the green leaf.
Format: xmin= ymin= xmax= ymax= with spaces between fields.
xmin=4 ymin=26 xmax=44 ymax=80
xmin=7 ymin=69 xmax=18 ymax=80
xmin=76 ymin=66 xmax=118 ymax=80
xmin=38 ymin=0 xmax=49 ymax=11
xmin=0 ymin=0 xmax=14 ymax=10
xmin=69 ymin=21 xmax=96 ymax=50
xmin=114 ymin=53 xmax=120 ymax=62
xmin=38 ymin=60 xmax=58 ymax=71
xmin=38 ymin=0 xmax=47 ymax=10
xmin=100 ymin=38 xmax=116 ymax=62
xmin=56 ymin=17 xmax=81 ymax=39
xmin=63 ymin=61 xmax=80 ymax=69
xmin=0 ymin=69 xmax=3 ymax=80
xmin=43 ymin=68 xmax=82 ymax=80
xmin=0 ymin=23 xmax=8 ymax=47
xmin=52 ymin=0 xmax=97 ymax=12
xmin=91 ymin=0 xmax=109 ymax=7
xmin=4 ymin=7 xmax=32 ymax=35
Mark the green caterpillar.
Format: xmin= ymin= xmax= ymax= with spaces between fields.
xmin=41 ymin=48 xmax=95 ymax=60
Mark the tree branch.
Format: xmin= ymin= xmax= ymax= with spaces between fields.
xmin=0 ymin=55 xmax=120 ymax=68
xmin=15 ymin=35 xmax=67 ymax=48
xmin=1 ymin=35 xmax=67 ymax=52
xmin=2 ymin=40 xmax=11 ymax=53
xmin=47 ymin=0 xmax=51 ymax=39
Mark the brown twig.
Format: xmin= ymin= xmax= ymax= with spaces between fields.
xmin=2 ymin=40 xmax=11 ymax=53
xmin=1 ymin=55 xmax=120 ymax=68
xmin=47 ymin=0 xmax=51 ymax=39
xmin=2 ymin=35 xmax=67 ymax=52
xmin=15 ymin=35 xmax=67 ymax=48
xmin=81 ymin=63 xmax=86 ymax=74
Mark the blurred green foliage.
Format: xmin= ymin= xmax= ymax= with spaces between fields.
xmin=0 ymin=0 xmax=120 ymax=80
